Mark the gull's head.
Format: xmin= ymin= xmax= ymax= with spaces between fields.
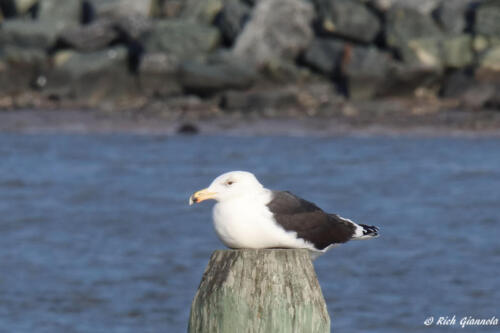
xmin=189 ymin=171 xmax=264 ymax=205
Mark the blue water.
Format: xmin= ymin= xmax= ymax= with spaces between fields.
xmin=1 ymin=134 xmax=499 ymax=332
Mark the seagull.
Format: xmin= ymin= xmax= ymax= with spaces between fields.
xmin=189 ymin=171 xmax=379 ymax=258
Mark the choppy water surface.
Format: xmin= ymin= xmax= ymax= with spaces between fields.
xmin=1 ymin=134 xmax=499 ymax=333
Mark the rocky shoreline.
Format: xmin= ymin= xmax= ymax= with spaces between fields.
xmin=2 ymin=103 xmax=500 ymax=135
xmin=1 ymin=0 xmax=500 ymax=129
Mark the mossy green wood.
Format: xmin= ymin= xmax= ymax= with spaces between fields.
xmin=188 ymin=249 xmax=330 ymax=333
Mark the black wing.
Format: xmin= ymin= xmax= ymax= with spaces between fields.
xmin=267 ymin=191 xmax=356 ymax=250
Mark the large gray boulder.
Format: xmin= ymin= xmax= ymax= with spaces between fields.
xmin=302 ymin=38 xmax=345 ymax=75
xmin=113 ymin=14 xmax=153 ymax=40
xmin=179 ymin=60 xmax=257 ymax=95
xmin=42 ymin=47 xmax=138 ymax=105
xmin=434 ymin=0 xmax=473 ymax=34
xmin=0 ymin=0 xmax=83 ymax=49
xmin=232 ymin=0 xmax=314 ymax=67
xmin=474 ymin=0 xmax=500 ymax=37
xmin=138 ymin=53 xmax=182 ymax=97
xmin=0 ymin=20 xmax=59 ymax=49
xmin=403 ymin=34 xmax=473 ymax=69
xmin=180 ymin=0 xmax=224 ymax=24
xmin=303 ymin=38 xmax=393 ymax=100
xmin=313 ymin=0 xmax=381 ymax=43
xmin=88 ymin=0 xmax=154 ymax=18
xmin=58 ymin=19 xmax=119 ymax=52
xmin=143 ymin=19 xmax=220 ymax=59
xmin=86 ymin=0 xmax=154 ymax=39
xmin=303 ymin=39 xmax=393 ymax=99
xmin=442 ymin=34 xmax=474 ymax=69
xmin=473 ymin=35 xmax=500 ymax=54
xmin=386 ymin=6 xmax=443 ymax=60
xmin=38 ymin=0 xmax=82 ymax=31
xmin=305 ymin=37 xmax=444 ymax=98
xmin=369 ymin=0 xmax=441 ymax=14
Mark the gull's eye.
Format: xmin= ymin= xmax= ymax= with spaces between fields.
xmin=226 ymin=180 xmax=234 ymax=186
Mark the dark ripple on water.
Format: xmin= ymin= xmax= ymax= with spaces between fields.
xmin=1 ymin=134 xmax=499 ymax=333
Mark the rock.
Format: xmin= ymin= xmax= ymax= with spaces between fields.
xmin=85 ymin=1 xmax=154 ymax=39
xmin=138 ymin=53 xmax=182 ymax=97
xmin=57 ymin=19 xmax=118 ymax=52
xmin=214 ymin=0 xmax=251 ymax=45
xmin=369 ymin=0 xmax=441 ymax=14
xmin=313 ymin=0 xmax=381 ymax=43
xmin=434 ymin=0 xmax=472 ymax=34
xmin=55 ymin=46 xmax=128 ymax=77
xmin=88 ymin=0 xmax=154 ymax=18
xmin=180 ymin=0 xmax=223 ymax=24
xmin=302 ymin=38 xmax=345 ymax=75
xmin=0 ymin=46 xmax=46 ymax=95
xmin=179 ymin=60 xmax=257 ymax=96
xmin=0 ymin=0 xmax=83 ymax=48
xmin=0 ymin=44 xmax=46 ymax=64
xmin=38 ymin=0 xmax=82 ymax=31
xmin=473 ymin=35 xmax=500 ymax=54
xmin=442 ymin=34 xmax=474 ymax=69
xmin=177 ymin=123 xmax=199 ymax=134
xmin=476 ymin=45 xmax=500 ymax=82
xmin=403 ymin=34 xmax=473 ymax=69
xmin=385 ymin=6 xmax=443 ymax=59
xmin=112 ymin=14 xmax=153 ymax=40
xmin=342 ymin=45 xmax=392 ymax=100
xmin=232 ymin=0 xmax=314 ymax=67
xmin=404 ymin=37 xmax=442 ymax=68
xmin=42 ymin=47 xmax=138 ymax=105
xmin=303 ymin=39 xmax=394 ymax=100
xmin=474 ymin=0 xmax=500 ymax=37
xmin=143 ymin=19 xmax=220 ymax=59
xmin=0 ymin=19 xmax=59 ymax=49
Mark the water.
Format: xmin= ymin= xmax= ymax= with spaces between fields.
xmin=1 ymin=134 xmax=499 ymax=333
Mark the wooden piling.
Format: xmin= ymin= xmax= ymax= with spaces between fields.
xmin=188 ymin=249 xmax=330 ymax=333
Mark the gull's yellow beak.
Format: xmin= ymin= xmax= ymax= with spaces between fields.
xmin=189 ymin=188 xmax=217 ymax=205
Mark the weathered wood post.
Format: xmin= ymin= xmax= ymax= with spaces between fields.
xmin=188 ymin=249 xmax=330 ymax=333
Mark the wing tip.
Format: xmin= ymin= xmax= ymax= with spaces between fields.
xmin=357 ymin=224 xmax=380 ymax=239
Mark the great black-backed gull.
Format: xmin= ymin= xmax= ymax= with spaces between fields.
xmin=189 ymin=171 xmax=379 ymax=258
